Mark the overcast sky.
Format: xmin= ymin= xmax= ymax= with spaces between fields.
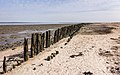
xmin=0 ymin=0 xmax=120 ymax=22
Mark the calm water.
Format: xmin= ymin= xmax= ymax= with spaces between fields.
xmin=0 ymin=22 xmax=77 ymax=25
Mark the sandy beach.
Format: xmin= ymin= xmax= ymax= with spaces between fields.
xmin=0 ymin=23 xmax=120 ymax=75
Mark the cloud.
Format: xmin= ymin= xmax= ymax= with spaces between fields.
xmin=0 ymin=0 xmax=120 ymax=22
xmin=50 ymin=0 xmax=120 ymax=12
xmin=1 ymin=0 xmax=120 ymax=12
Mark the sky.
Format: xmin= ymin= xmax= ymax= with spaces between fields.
xmin=0 ymin=0 xmax=120 ymax=22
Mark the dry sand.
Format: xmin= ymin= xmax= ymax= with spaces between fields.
xmin=0 ymin=23 xmax=120 ymax=75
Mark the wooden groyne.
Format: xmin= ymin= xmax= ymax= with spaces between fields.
xmin=24 ymin=23 xmax=85 ymax=60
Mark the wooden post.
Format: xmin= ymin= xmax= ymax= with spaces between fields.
xmin=41 ymin=33 xmax=43 ymax=50
xmin=46 ymin=30 xmax=51 ymax=47
xmin=34 ymin=33 xmax=38 ymax=55
xmin=36 ymin=33 xmax=39 ymax=55
xmin=46 ymin=31 xmax=49 ymax=48
xmin=24 ymin=38 xmax=28 ymax=61
xmin=61 ymin=27 xmax=64 ymax=39
xmin=50 ymin=30 xmax=54 ymax=45
xmin=59 ymin=28 xmax=62 ymax=40
xmin=57 ymin=29 xmax=60 ymax=42
xmin=31 ymin=33 xmax=35 ymax=58
xmin=64 ymin=27 xmax=67 ymax=37
xmin=41 ymin=33 xmax=45 ymax=51
xmin=48 ymin=30 xmax=51 ymax=47
xmin=3 ymin=56 xmax=7 ymax=73
xmin=63 ymin=27 xmax=66 ymax=38
xmin=38 ymin=33 xmax=42 ymax=53
xmin=54 ymin=30 xmax=57 ymax=43
xmin=66 ymin=27 xmax=69 ymax=36
xmin=56 ymin=29 xmax=58 ymax=42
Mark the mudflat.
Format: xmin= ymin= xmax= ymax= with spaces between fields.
xmin=0 ymin=24 xmax=70 ymax=34
xmin=0 ymin=24 xmax=70 ymax=51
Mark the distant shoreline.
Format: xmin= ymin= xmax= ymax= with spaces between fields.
xmin=0 ymin=22 xmax=120 ymax=25
xmin=0 ymin=22 xmax=79 ymax=25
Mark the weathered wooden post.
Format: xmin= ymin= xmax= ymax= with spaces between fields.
xmin=64 ymin=27 xmax=67 ymax=37
xmin=61 ymin=27 xmax=64 ymax=39
xmin=56 ymin=29 xmax=59 ymax=42
xmin=51 ymin=30 xmax=55 ymax=45
xmin=70 ymin=26 xmax=72 ymax=34
xmin=36 ymin=33 xmax=39 ymax=55
xmin=37 ymin=33 xmax=42 ymax=53
xmin=46 ymin=31 xmax=49 ymax=48
xmin=41 ymin=33 xmax=45 ymax=51
xmin=59 ymin=28 xmax=62 ymax=40
xmin=34 ymin=33 xmax=38 ymax=55
xmin=66 ymin=26 xmax=69 ymax=36
xmin=3 ymin=56 xmax=7 ymax=73
xmin=57 ymin=29 xmax=60 ymax=42
xmin=48 ymin=30 xmax=51 ymax=47
xmin=62 ymin=27 xmax=64 ymax=38
xmin=24 ymin=38 xmax=28 ymax=61
xmin=31 ymin=33 xmax=35 ymax=58
xmin=54 ymin=30 xmax=57 ymax=43
xmin=63 ymin=27 xmax=66 ymax=38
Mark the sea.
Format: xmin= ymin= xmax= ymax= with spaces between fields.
xmin=0 ymin=22 xmax=78 ymax=25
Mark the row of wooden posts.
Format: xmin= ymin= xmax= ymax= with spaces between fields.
xmin=24 ymin=24 xmax=83 ymax=61
xmin=3 ymin=24 xmax=84 ymax=73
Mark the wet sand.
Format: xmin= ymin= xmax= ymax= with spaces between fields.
xmin=0 ymin=24 xmax=70 ymax=51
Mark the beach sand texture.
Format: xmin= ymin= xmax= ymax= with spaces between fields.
xmin=0 ymin=23 xmax=120 ymax=75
